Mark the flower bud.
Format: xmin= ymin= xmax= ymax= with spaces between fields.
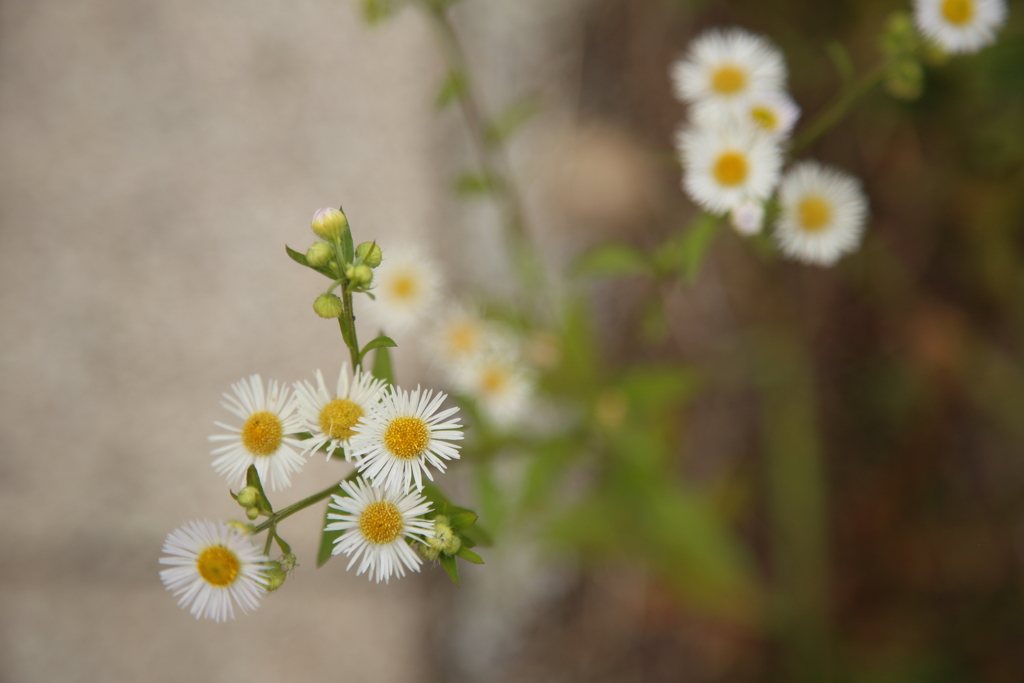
xmin=279 ymin=553 xmax=297 ymax=572
xmin=350 ymin=264 xmax=373 ymax=288
xmin=245 ymin=506 xmax=260 ymax=520
xmin=235 ymin=486 xmax=261 ymax=509
xmin=263 ymin=561 xmax=287 ymax=592
xmin=729 ymin=200 xmax=765 ymax=236
xmin=356 ymin=241 xmax=383 ymax=268
xmin=310 ymin=208 xmax=348 ymax=242
xmin=884 ymin=58 xmax=923 ymax=101
xmin=306 ymin=241 xmax=333 ymax=268
xmin=313 ymin=293 xmax=344 ymax=319
xmin=226 ymin=520 xmax=255 ymax=535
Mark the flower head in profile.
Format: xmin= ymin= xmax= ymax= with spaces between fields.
xmin=159 ymin=520 xmax=268 ymax=622
xmin=773 ymin=161 xmax=869 ymax=266
xmin=368 ymin=245 xmax=442 ymax=335
xmin=913 ymin=0 xmax=1007 ymax=54
xmin=326 ymin=478 xmax=434 ymax=583
xmin=209 ymin=375 xmax=305 ymax=491
xmin=694 ymin=92 xmax=801 ymax=141
xmin=293 ymin=365 xmax=387 ymax=461
xmin=350 ymin=385 xmax=463 ymax=493
xmin=676 ymin=122 xmax=783 ymax=215
xmin=671 ymin=27 xmax=787 ymax=106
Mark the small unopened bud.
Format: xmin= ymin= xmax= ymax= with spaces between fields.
xmin=306 ymin=241 xmax=333 ymax=268
xmin=279 ymin=553 xmax=297 ymax=572
xmin=350 ymin=264 xmax=373 ymax=287
xmin=729 ymin=200 xmax=765 ymax=236
xmin=418 ymin=541 xmax=442 ymax=561
xmin=245 ymin=506 xmax=260 ymax=520
xmin=310 ymin=208 xmax=348 ymax=242
xmin=313 ymin=293 xmax=344 ymax=319
xmin=226 ymin=520 xmax=255 ymax=535
xmin=356 ymin=241 xmax=383 ymax=268
xmin=428 ymin=517 xmax=462 ymax=556
xmin=264 ymin=561 xmax=287 ymax=592
xmin=884 ymin=58 xmax=923 ymax=101
xmin=235 ymin=486 xmax=261 ymax=509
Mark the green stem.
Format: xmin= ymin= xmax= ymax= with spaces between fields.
xmin=339 ymin=290 xmax=360 ymax=369
xmin=252 ymin=472 xmax=358 ymax=535
xmin=419 ymin=1 xmax=546 ymax=311
xmin=789 ymin=61 xmax=889 ymax=156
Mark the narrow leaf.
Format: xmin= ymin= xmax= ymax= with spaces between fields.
xmin=435 ymin=69 xmax=466 ymax=109
xmin=484 ymin=97 xmax=541 ymax=147
xmin=826 ymin=41 xmax=855 ymax=86
xmin=453 ymin=172 xmax=495 ymax=196
xmin=573 ymin=244 xmax=651 ymax=278
xmin=316 ymin=499 xmax=343 ymax=567
xmin=358 ymin=335 xmax=397 ymax=363
xmin=449 ymin=511 xmax=478 ymax=532
xmin=455 ymin=546 xmax=484 ymax=564
xmin=439 ymin=554 xmax=460 ymax=585
xmin=340 ymin=224 xmax=354 ymax=264
xmin=286 ymin=244 xmax=309 ymax=266
xmin=676 ymin=214 xmax=721 ymax=283
xmin=370 ymin=339 xmax=394 ymax=385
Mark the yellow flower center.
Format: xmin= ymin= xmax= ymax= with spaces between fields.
xmin=319 ymin=398 xmax=363 ymax=441
xmin=711 ymin=65 xmax=746 ymax=94
xmin=750 ymin=105 xmax=778 ymax=131
xmin=480 ymin=367 xmax=508 ymax=396
xmin=241 ymin=411 xmax=283 ymax=456
xmin=797 ymin=196 xmax=832 ymax=232
xmin=382 ymin=416 xmax=430 ymax=460
xmin=358 ymin=501 xmax=403 ymax=544
xmin=713 ymin=152 xmax=748 ymax=186
xmin=941 ymin=0 xmax=974 ymax=24
xmin=390 ymin=275 xmax=416 ymax=301
xmin=196 ymin=546 xmax=240 ymax=587
xmin=446 ymin=323 xmax=478 ymax=355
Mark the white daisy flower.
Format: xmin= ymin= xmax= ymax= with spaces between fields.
xmin=428 ymin=305 xmax=491 ymax=370
xmin=729 ymin=199 xmax=766 ymax=235
xmin=913 ymin=0 xmax=1007 ymax=54
xmin=293 ymin=364 xmax=387 ymax=461
xmin=693 ymin=92 xmax=801 ymax=140
xmin=350 ymin=385 xmax=463 ymax=493
xmin=671 ymin=27 xmax=787 ymax=106
xmin=209 ymin=375 xmax=305 ymax=491
xmin=773 ymin=161 xmax=869 ymax=266
xmin=159 ymin=520 xmax=268 ymax=622
xmin=325 ymin=478 xmax=434 ymax=583
xmin=368 ymin=245 xmax=442 ymax=335
xmin=454 ymin=351 xmax=534 ymax=429
xmin=676 ymin=122 xmax=784 ymax=215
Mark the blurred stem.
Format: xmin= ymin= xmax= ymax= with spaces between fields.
xmin=789 ymin=60 xmax=889 ymax=156
xmin=419 ymin=1 xmax=547 ymax=313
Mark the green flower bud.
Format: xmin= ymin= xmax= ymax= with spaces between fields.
xmin=880 ymin=11 xmax=918 ymax=57
xmin=264 ymin=561 xmax=287 ymax=592
xmin=310 ymin=208 xmax=348 ymax=242
xmin=356 ymin=241 xmax=383 ymax=268
xmin=279 ymin=553 xmax=297 ymax=572
xmin=306 ymin=241 xmax=333 ymax=268
xmin=884 ymin=58 xmax=924 ymax=101
xmin=226 ymin=520 xmax=255 ymax=535
xmin=313 ymin=293 xmax=344 ymax=319
xmin=245 ymin=506 xmax=260 ymax=520
xmin=235 ymin=486 xmax=261 ymax=509
xmin=350 ymin=264 xmax=373 ymax=288
xmin=418 ymin=541 xmax=442 ymax=561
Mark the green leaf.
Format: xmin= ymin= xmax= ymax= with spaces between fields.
xmin=826 ymin=41 xmax=855 ymax=86
xmin=285 ymin=244 xmax=337 ymax=279
xmin=245 ymin=465 xmax=273 ymax=514
xmin=483 ymin=97 xmax=541 ymax=147
xmin=453 ymin=172 xmax=495 ymax=196
xmin=358 ymin=335 xmax=397 ymax=363
xmin=370 ymin=336 xmax=394 ymax=385
xmin=316 ymin=498 xmax=343 ymax=567
xmin=435 ymin=69 xmax=466 ymax=109
xmin=459 ymin=523 xmax=493 ymax=547
xmin=656 ymin=214 xmax=720 ymax=283
xmin=339 ymin=225 xmax=354 ymax=265
xmin=449 ymin=511 xmax=478 ymax=532
xmin=455 ymin=546 xmax=484 ymax=564
xmin=439 ymin=554 xmax=460 ymax=585
xmin=573 ymin=244 xmax=651 ymax=278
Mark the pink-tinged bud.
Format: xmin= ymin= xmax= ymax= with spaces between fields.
xmin=310 ymin=208 xmax=348 ymax=242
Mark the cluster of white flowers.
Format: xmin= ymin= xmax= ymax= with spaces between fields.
xmin=672 ymin=27 xmax=870 ymax=267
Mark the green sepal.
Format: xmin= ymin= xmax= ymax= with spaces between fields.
xmin=573 ymin=244 xmax=651 ymax=278
xmin=358 ymin=335 xmax=397 ymax=363
xmin=316 ymin=497 xmax=344 ymax=568
xmin=455 ymin=546 xmax=484 ymax=564
xmin=370 ymin=335 xmax=395 ymax=385
xmin=439 ymin=554 xmax=460 ymax=585
xmin=435 ymin=69 xmax=466 ymax=109
xmin=449 ymin=511 xmax=478 ymax=532
xmin=245 ymin=465 xmax=274 ymax=515
xmin=285 ymin=244 xmax=337 ymax=279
